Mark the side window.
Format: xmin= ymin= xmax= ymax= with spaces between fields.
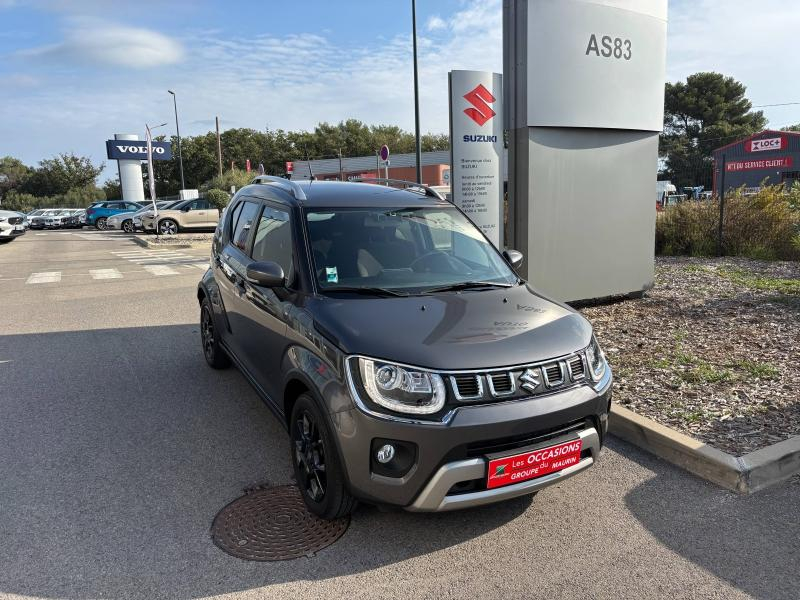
xmin=186 ymin=200 xmax=200 ymax=211
xmin=251 ymin=206 xmax=293 ymax=283
xmin=230 ymin=201 xmax=260 ymax=252
xmin=196 ymin=199 xmax=211 ymax=210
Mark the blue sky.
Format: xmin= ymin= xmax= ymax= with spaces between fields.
xmin=1 ymin=0 xmax=799 ymax=182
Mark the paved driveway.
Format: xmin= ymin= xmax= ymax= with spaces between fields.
xmin=1 ymin=231 xmax=797 ymax=599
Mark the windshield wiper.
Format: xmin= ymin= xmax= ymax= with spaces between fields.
xmin=321 ymin=286 xmax=409 ymax=297
xmin=423 ymin=281 xmax=514 ymax=294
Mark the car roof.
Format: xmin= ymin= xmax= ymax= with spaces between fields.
xmin=239 ymin=180 xmax=453 ymax=209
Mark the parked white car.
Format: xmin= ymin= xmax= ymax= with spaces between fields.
xmin=0 ymin=210 xmax=26 ymax=243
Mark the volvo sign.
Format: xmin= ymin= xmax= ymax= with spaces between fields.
xmin=106 ymin=139 xmax=173 ymax=161
xmin=449 ymin=70 xmax=504 ymax=248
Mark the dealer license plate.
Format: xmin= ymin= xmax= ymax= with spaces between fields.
xmin=486 ymin=438 xmax=583 ymax=489
xmin=14 ymin=225 xmax=23 ymax=231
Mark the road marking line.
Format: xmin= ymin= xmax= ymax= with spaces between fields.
xmin=35 ymin=233 xmax=48 ymax=236
xmin=193 ymin=263 xmax=208 ymax=270
xmin=26 ymin=271 xmax=61 ymax=284
xmin=90 ymin=268 xmax=123 ymax=280
xmin=143 ymin=265 xmax=179 ymax=276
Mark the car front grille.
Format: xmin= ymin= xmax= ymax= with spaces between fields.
xmin=447 ymin=349 xmax=590 ymax=404
xmin=8 ymin=217 xmax=22 ymax=225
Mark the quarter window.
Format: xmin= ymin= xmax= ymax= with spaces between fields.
xmin=230 ymin=201 xmax=260 ymax=252
xmin=251 ymin=206 xmax=293 ymax=283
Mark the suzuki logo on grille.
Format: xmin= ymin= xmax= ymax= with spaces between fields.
xmin=519 ymin=368 xmax=541 ymax=392
xmin=463 ymin=84 xmax=496 ymax=126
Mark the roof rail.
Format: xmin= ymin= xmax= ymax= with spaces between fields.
xmin=357 ymin=178 xmax=447 ymax=201
xmin=250 ymin=175 xmax=307 ymax=201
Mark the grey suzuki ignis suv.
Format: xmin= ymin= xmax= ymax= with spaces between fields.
xmin=198 ymin=176 xmax=612 ymax=519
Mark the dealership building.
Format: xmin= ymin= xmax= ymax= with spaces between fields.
xmin=289 ymin=150 xmax=510 ymax=189
xmin=712 ymin=130 xmax=800 ymax=195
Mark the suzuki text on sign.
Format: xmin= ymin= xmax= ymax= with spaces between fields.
xmin=449 ymin=70 xmax=504 ymax=248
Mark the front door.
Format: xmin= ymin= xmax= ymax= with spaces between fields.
xmin=236 ymin=202 xmax=296 ymax=402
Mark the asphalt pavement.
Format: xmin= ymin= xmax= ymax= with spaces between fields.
xmin=0 ymin=230 xmax=798 ymax=600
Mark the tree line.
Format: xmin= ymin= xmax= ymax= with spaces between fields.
xmin=0 ymin=119 xmax=450 ymax=212
xmin=2 ymin=74 xmax=793 ymax=212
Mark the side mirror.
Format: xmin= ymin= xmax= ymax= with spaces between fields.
xmin=182 ymin=206 xmax=191 ymax=212
xmin=503 ymin=249 xmax=524 ymax=269
xmin=246 ymin=261 xmax=285 ymax=287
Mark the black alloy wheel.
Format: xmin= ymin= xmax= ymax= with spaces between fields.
xmin=200 ymin=300 xmax=230 ymax=369
xmin=289 ymin=394 xmax=356 ymax=519
xmin=294 ymin=410 xmax=327 ymax=503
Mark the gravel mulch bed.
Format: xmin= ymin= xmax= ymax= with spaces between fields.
xmin=580 ymin=256 xmax=800 ymax=456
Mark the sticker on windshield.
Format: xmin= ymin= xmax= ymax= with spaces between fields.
xmin=325 ymin=267 xmax=338 ymax=283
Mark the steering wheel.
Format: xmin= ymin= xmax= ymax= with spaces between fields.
xmin=409 ymin=250 xmax=471 ymax=274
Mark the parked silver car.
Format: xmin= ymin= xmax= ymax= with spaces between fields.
xmin=0 ymin=210 xmax=26 ymax=242
xmin=109 ymin=201 xmax=177 ymax=232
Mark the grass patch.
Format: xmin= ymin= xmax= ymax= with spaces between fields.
xmin=679 ymin=362 xmax=733 ymax=384
xmin=716 ymin=267 xmax=800 ymax=295
xmin=730 ymin=359 xmax=779 ymax=380
xmin=682 ymin=264 xmax=710 ymax=274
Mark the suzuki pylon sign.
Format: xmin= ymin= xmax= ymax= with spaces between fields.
xmin=449 ymin=70 xmax=504 ymax=248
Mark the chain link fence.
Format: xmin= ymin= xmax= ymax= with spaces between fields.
xmin=657 ymin=161 xmax=800 ymax=261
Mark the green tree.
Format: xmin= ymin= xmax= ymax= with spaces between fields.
xmin=102 ymin=177 xmax=122 ymax=200
xmin=660 ymin=72 xmax=767 ymax=190
xmin=0 ymin=156 xmax=31 ymax=201
xmin=780 ymin=124 xmax=800 ymax=132
xmin=22 ymin=153 xmax=105 ymax=197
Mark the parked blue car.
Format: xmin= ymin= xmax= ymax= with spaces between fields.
xmin=85 ymin=200 xmax=143 ymax=230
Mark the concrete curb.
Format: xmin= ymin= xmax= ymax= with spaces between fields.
xmin=132 ymin=235 xmax=211 ymax=250
xmin=609 ymin=402 xmax=800 ymax=493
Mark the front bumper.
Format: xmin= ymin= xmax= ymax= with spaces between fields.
xmin=0 ymin=226 xmax=25 ymax=238
xmin=408 ymin=426 xmax=599 ymax=511
xmin=331 ymin=369 xmax=612 ymax=511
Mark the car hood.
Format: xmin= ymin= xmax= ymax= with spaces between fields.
xmin=309 ymin=283 xmax=592 ymax=370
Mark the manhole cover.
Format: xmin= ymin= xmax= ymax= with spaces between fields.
xmin=211 ymin=485 xmax=349 ymax=561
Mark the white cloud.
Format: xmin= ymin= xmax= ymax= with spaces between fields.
xmin=18 ymin=18 xmax=184 ymax=68
xmin=426 ymin=15 xmax=447 ymax=31
xmin=4 ymin=0 xmax=800 ymax=182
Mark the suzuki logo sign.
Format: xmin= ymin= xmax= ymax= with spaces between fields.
xmin=463 ymin=84 xmax=496 ymax=126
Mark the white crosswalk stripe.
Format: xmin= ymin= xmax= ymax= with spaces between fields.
xmin=111 ymin=249 xmax=195 ymax=264
xmin=26 ymin=271 xmax=61 ymax=284
xmin=143 ymin=265 xmax=179 ymax=276
xmin=90 ymin=268 xmax=123 ymax=280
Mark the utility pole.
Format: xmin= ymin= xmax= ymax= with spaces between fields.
xmin=412 ymin=0 xmax=422 ymax=184
xmin=338 ymin=148 xmax=344 ymax=181
xmin=215 ymin=116 xmax=223 ymax=178
xmin=168 ymin=90 xmax=185 ymax=190
xmin=717 ymin=154 xmax=727 ymax=256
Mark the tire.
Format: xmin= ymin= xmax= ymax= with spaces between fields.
xmin=290 ymin=393 xmax=357 ymax=519
xmin=200 ymin=299 xmax=230 ymax=369
xmin=159 ymin=219 xmax=178 ymax=235
xmin=122 ymin=220 xmax=135 ymax=233
xmin=96 ymin=217 xmax=107 ymax=230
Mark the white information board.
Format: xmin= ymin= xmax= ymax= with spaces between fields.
xmin=526 ymin=0 xmax=667 ymax=131
xmin=449 ymin=70 xmax=504 ymax=248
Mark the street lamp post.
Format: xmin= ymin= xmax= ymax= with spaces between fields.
xmin=411 ymin=0 xmax=422 ymax=184
xmin=167 ymin=90 xmax=186 ymax=190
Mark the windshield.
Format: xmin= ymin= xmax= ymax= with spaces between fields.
xmin=305 ymin=206 xmax=517 ymax=293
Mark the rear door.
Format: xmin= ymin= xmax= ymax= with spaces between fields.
xmin=215 ymin=198 xmax=261 ymax=362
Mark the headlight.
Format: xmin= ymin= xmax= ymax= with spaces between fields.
xmin=585 ymin=335 xmax=607 ymax=382
xmin=358 ymin=358 xmax=445 ymax=415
